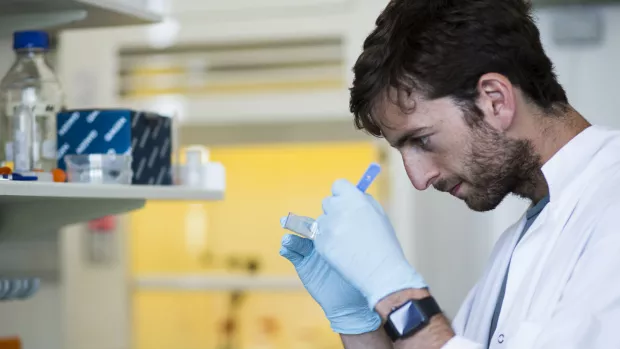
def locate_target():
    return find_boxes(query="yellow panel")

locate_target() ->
[124,79,344,97]
[129,141,380,275]
[133,291,342,349]
[132,291,228,349]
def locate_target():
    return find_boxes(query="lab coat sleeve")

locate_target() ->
[441,336,483,349]
[532,203,620,348]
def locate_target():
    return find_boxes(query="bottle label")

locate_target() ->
[13,131,29,171]
[6,102,58,117]
[6,101,60,161]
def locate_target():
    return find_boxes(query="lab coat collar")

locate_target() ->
[541,125,604,203]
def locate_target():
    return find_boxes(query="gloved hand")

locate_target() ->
[279,232,381,334]
[314,179,427,308]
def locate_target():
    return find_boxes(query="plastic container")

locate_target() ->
[182,145,209,187]
[176,145,226,191]
[64,154,132,184]
[0,30,64,171]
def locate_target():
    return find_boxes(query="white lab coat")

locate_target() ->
[443,125,620,349]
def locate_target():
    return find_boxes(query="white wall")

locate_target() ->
[537,5,620,130]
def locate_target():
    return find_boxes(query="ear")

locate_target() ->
[476,73,517,132]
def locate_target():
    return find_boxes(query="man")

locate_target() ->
[279,0,620,348]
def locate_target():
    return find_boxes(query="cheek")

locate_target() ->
[439,133,472,172]
[426,142,459,176]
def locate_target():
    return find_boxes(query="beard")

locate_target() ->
[435,120,542,212]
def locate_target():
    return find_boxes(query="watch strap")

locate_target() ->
[418,296,441,317]
[383,296,442,341]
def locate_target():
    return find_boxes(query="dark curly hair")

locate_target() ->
[349,0,568,137]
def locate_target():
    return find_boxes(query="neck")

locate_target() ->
[523,105,590,203]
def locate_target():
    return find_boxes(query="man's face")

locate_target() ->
[378,94,540,212]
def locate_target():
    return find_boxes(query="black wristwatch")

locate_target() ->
[383,296,442,342]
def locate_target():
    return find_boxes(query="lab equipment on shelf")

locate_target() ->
[0,30,64,172]
[177,145,226,192]
[56,109,173,185]
[0,166,65,182]
[64,154,133,184]
[182,145,209,187]
[282,163,382,239]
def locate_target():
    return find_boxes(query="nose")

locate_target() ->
[401,150,440,191]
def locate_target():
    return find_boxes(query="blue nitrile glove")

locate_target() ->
[314,179,427,308]
[279,232,382,334]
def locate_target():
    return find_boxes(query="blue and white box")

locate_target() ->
[56,109,173,185]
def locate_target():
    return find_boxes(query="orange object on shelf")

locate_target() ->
[0,337,21,349]
[88,216,117,231]
[52,168,66,182]
[0,167,12,175]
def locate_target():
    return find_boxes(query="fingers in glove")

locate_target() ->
[279,246,304,264]
[281,234,314,257]
[314,214,329,239]
[365,194,386,215]
[331,178,360,197]
[322,195,347,214]
[322,196,334,214]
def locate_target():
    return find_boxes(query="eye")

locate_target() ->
[419,136,431,149]
[409,135,432,151]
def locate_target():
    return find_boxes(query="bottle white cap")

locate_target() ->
[185,145,209,167]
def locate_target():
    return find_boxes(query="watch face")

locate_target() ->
[390,300,429,336]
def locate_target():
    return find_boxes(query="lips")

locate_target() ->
[450,182,462,196]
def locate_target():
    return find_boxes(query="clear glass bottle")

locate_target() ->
[0,30,64,171]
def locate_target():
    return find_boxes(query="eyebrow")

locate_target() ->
[392,127,430,148]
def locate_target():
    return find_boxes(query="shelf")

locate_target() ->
[135,275,304,291]
[0,0,162,34]
[0,181,223,241]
